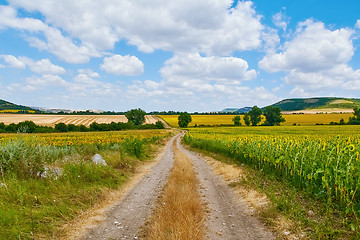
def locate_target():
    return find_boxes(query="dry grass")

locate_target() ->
[145,141,205,240]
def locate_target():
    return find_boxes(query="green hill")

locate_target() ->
[0,99,38,113]
[271,97,360,111]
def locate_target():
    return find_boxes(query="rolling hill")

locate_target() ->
[270,97,360,111]
[0,99,39,113]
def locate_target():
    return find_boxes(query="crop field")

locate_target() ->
[158,113,353,127]
[0,129,172,239]
[0,114,158,127]
[183,125,360,235]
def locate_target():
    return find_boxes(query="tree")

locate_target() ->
[248,106,262,126]
[155,121,165,129]
[243,113,251,126]
[178,112,192,127]
[348,107,360,125]
[232,115,241,126]
[125,108,146,126]
[354,106,360,119]
[263,106,285,126]
[55,123,68,132]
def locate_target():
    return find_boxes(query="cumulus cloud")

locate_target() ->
[0,5,100,63]
[24,74,67,91]
[161,53,257,87]
[19,57,65,74]
[258,19,360,94]
[123,53,271,111]
[101,55,144,76]
[7,0,264,56]
[0,55,65,74]
[273,10,290,31]
[259,20,354,73]
[0,55,26,68]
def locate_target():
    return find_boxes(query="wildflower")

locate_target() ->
[356,151,359,161]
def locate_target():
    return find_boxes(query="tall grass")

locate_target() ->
[0,131,170,239]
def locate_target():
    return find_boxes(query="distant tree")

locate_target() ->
[79,125,88,132]
[155,121,165,129]
[5,123,17,133]
[178,112,192,128]
[67,124,79,132]
[232,115,241,126]
[339,118,345,125]
[354,107,360,119]
[125,108,146,125]
[17,121,37,133]
[263,106,285,126]
[348,107,360,125]
[243,113,251,126]
[55,123,68,132]
[248,106,262,126]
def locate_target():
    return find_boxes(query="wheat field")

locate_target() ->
[0,114,158,127]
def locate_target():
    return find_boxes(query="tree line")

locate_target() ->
[0,109,164,133]
[176,106,285,128]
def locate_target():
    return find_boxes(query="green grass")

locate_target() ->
[0,132,170,239]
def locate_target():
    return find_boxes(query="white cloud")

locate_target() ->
[0,55,26,68]
[356,20,360,29]
[0,5,100,63]
[19,57,65,74]
[101,55,144,76]
[273,11,290,31]
[160,53,257,87]
[78,69,100,78]
[25,74,67,91]
[0,55,65,74]
[258,19,360,94]
[259,20,354,73]
[7,0,264,56]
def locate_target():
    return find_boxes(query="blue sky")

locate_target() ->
[0,0,359,112]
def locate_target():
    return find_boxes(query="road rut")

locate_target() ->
[79,133,275,239]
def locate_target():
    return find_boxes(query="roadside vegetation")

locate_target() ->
[183,125,360,238]
[145,140,204,240]
[0,130,172,239]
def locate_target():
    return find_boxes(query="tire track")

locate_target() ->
[177,136,275,240]
[79,134,178,240]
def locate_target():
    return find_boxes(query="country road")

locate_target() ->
[76,133,275,240]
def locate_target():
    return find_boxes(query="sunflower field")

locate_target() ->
[184,126,360,217]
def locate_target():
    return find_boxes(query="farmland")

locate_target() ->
[183,125,360,238]
[0,114,158,127]
[158,113,353,127]
[0,129,172,239]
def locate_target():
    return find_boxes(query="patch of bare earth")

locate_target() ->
[144,138,205,240]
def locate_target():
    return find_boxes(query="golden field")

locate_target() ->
[0,114,158,127]
[158,113,354,127]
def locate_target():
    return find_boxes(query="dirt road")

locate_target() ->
[77,134,274,239]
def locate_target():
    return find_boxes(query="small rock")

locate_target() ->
[92,154,107,165]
